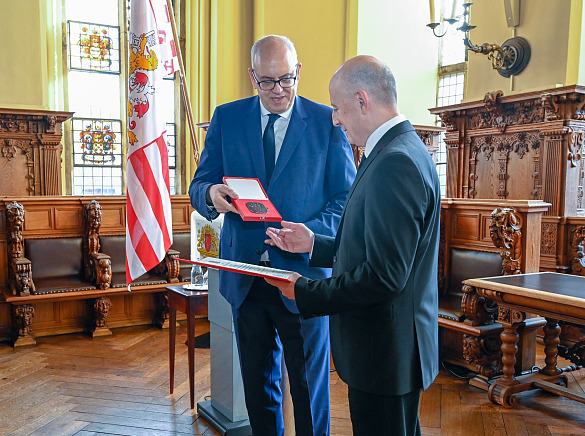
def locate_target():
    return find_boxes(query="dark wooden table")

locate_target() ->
[167,284,208,409]
[464,272,585,408]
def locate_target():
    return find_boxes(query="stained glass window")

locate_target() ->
[68,21,121,73]
[65,0,180,196]
[71,118,123,195]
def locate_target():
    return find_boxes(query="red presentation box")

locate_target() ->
[223,177,282,222]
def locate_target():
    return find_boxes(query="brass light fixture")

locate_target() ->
[427,2,530,77]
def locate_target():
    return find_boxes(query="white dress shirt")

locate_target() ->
[260,101,294,164]
[364,114,406,158]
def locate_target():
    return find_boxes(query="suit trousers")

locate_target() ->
[232,277,330,436]
[348,386,422,436]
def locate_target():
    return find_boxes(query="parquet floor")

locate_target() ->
[1,320,585,435]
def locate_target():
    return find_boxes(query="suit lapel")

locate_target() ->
[244,97,267,185]
[333,120,415,251]
[270,97,306,186]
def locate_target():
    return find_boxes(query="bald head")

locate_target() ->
[331,55,397,108]
[251,35,298,70]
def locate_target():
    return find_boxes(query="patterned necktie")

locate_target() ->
[263,113,280,182]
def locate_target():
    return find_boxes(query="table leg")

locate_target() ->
[499,323,520,386]
[169,307,176,394]
[541,317,563,376]
[187,308,195,409]
[488,323,521,408]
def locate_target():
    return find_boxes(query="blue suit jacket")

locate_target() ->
[189,95,356,312]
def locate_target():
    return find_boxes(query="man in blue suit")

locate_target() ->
[189,35,356,436]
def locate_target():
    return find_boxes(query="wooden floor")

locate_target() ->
[1,320,585,435]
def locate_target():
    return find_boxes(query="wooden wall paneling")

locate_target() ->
[431,86,585,273]
[0,108,73,196]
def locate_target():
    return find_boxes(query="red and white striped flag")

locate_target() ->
[126,0,179,285]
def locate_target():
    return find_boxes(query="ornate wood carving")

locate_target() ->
[89,297,112,337]
[490,207,522,275]
[568,224,585,276]
[13,304,35,347]
[0,108,73,196]
[153,249,180,283]
[462,333,502,377]
[83,200,112,290]
[154,291,171,328]
[462,283,498,326]
[6,201,34,296]
[568,129,583,168]
[431,85,585,272]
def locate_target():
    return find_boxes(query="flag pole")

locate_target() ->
[165,0,200,165]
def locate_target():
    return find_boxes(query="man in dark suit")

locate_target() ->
[189,35,356,435]
[265,55,441,436]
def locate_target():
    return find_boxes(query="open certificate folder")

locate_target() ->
[178,257,294,282]
[223,177,282,222]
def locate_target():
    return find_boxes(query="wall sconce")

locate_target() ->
[427,2,530,77]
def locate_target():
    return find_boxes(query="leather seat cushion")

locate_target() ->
[25,237,84,280]
[439,292,465,322]
[33,276,96,294]
[448,248,503,294]
[100,235,168,287]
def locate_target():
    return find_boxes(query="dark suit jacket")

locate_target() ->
[189,95,356,312]
[295,120,441,396]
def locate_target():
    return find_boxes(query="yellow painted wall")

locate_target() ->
[186,0,354,177]
[355,0,438,125]
[466,0,573,101]
[257,0,352,106]
[0,0,49,109]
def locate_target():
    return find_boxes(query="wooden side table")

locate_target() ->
[168,285,208,409]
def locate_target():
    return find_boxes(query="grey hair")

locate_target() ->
[343,60,397,106]
[251,35,298,70]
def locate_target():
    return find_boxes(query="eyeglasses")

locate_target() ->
[252,65,299,91]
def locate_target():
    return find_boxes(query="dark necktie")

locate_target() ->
[263,113,280,182]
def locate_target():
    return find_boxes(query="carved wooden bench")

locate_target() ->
[438,199,549,380]
[2,199,191,346]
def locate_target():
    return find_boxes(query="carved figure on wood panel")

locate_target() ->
[83,200,111,289]
[85,200,102,255]
[6,201,25,258]
[14,305,34,338]
[93,297,112,328]
[97,257,112,290]
[6,202,35,296]
[463,334,502,377]
[569,225,585,276]
[490,207,522,275]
